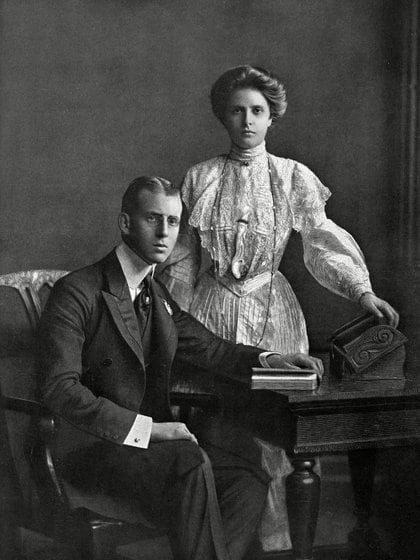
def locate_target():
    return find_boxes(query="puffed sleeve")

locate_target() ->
[290,162,373,302]
[156,169,201,311]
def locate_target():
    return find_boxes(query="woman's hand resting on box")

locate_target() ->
[359,292,399,328]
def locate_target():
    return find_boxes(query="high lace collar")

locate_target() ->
[229,141,267,162]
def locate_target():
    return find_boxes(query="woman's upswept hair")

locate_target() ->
[210,65,287,123]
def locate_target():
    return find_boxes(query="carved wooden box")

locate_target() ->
[330,315,407,381]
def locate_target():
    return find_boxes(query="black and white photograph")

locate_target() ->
[0,2,419,559]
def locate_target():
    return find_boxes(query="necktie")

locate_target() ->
[134,275,151,336]
[134,276,171,421]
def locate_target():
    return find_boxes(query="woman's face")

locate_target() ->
[223,88,272,150]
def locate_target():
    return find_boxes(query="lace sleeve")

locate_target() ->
[290,162,331,232]
[302,219,373,302]
[291,163,373,301]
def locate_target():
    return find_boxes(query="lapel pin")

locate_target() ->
[162,299,173,315]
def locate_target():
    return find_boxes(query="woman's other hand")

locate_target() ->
[359,292,399,328]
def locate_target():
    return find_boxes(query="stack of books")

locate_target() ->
[251,368,320,391]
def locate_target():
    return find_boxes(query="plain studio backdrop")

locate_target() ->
[0,0,411,349]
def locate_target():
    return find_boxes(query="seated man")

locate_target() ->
[38,176,323,560]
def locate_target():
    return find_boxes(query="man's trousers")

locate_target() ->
[63,439,268,560]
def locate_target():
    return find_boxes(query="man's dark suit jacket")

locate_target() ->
[38,249,262,451]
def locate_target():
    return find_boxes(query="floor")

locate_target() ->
[17,453,404,560]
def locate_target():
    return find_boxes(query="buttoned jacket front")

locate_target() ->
[38,250,261,447]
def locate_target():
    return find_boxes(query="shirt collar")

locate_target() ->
[116,242,155,290]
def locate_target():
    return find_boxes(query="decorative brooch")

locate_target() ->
[162,299,173,315]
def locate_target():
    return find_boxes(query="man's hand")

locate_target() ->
[150,422,198,444]
[359,293,399,328]
[266,353,324,377]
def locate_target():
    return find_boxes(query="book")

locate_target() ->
[251,368,320,391]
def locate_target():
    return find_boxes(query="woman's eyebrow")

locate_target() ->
[231,103,265,108]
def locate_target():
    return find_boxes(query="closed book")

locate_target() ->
[251,368,319,391]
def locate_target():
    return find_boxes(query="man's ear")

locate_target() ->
[118,212,130,235]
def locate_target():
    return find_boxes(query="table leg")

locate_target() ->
[348,448,376,530]
[285,458,320,560]
[348,448,387,558]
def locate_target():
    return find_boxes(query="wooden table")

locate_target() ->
[251,365,420,560]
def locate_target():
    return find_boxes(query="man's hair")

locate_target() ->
[121,176,180,214]
[210,65,287,123]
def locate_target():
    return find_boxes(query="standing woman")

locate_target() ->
[159,65,398,551]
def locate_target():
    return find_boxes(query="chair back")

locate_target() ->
[0,270,68,522]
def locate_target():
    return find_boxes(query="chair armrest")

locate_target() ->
[1,395,57,443]
[1,395,43,416]
[0,394,68,513]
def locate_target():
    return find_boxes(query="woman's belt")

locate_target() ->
[207,269,273,297]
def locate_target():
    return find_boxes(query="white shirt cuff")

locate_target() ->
[123,414,153,448]
[258,351,283,368]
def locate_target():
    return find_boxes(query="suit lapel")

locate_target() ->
[101,251,145,366]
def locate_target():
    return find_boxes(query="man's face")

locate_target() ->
[119,189,182,264]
